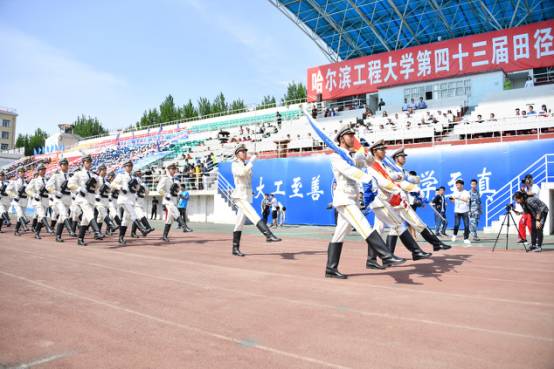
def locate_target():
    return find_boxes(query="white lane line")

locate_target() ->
[7,352,73,369]
[2,245,553,308]
[3,251,553,343]
[0,270,353,369]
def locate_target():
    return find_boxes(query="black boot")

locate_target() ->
[386,235,398,254]
[31,218,38,232]
[114,215,122,226]
[421,228,451,251]
[325,242,347,279]
[2,212,11,227]
[255,220,281,242]
[55,222,64,243]
[366,242,386,270]
[399,230,432,261]
[141,217,154,235]
[20,217,29,232]
[366,231,406,267]
[50,219,57,232]
[14,220,22,236]
[89,219,104,240]
[70,219,78,237]
[130,222,139,238]
[134,219,150,237]
[104,216,119,233]
[65,219,77,237]
[77,225,88,246]
[162,224,171,242]
[42,217,53,235]
[34,221,43,239]
[232,231,245,256]
[97,222,103,234]
[119,226,127,245]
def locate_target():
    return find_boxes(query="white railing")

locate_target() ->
[485,154,554,226]
[216,173,237,212]
[141,171,219,193]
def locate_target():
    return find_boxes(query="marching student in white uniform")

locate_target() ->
[67,155,104,245]
[156,163,181,242]
[130,169,154,238]
[7,167,30,236]
[0,171,12,232]
[324,126,405,279]
[46,158,73,242]
[230,144,281,257]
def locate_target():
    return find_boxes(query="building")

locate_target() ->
[44,123,81,152]
[0,107,17,151]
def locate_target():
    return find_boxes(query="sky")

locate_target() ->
[0,0,328,136]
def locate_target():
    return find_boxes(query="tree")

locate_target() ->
[282,81,307,104]
[212,92,228,114]
[15,128,48,156]
[230,98,247,113]
[197,97,212,117]
[72,115,107,138]
[159,94,178,123]
[257,95,276,110]
[180,99,198,119]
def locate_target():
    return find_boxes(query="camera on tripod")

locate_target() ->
[505,203,513,212]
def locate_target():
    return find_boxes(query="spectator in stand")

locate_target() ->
[515,108,520,117]
[489,113,497,121]
[539,104,548,116]
[401,98,409,112]
[476,114,484,123]
[276,111,282,128]
[311,105,318,119]
[416,96,427,109]
[527,105,537,116]
[408,98,416,110]
[522,110,527,118]
[524,75,534,88]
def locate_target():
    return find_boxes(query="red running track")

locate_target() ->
[0,230,552,369]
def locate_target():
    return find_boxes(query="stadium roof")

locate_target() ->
[269,0,554,62]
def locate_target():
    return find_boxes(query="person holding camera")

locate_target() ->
[513,191,548,252]
[516,174,541,243]
[450,179,471,245]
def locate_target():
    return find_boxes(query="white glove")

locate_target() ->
[390,172,403,181]
[249,155,257,165]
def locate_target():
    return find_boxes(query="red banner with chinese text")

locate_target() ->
[307,20,554,101]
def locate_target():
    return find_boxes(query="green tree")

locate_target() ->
[257,95,276,110]
[230,98,247,113]
[197,97,212,116]
[180,99,198,119]
[73,115,107,138]
[16,129,48,156]
[282,81,307,104]
[159,94,178,123]
[212,92,228,114]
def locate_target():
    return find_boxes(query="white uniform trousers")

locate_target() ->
[96,197,110,221]
[233,198,262,232]
[53,196,72,223]
[372,203,408,236]
[74,193,96,226]
[331,204,374,243]
[12,198,28,220]
[0,198,11,215]
[162,200,180,225]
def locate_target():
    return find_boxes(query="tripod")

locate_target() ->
[492,208,528,252]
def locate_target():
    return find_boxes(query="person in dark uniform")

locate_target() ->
[151,197,159,220]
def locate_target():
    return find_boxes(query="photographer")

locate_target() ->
[515,175,540,243]
[513,191,548,252]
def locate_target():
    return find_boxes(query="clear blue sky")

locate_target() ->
[0,0,328,135]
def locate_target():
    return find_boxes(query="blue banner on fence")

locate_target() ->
[219,139,554,228]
